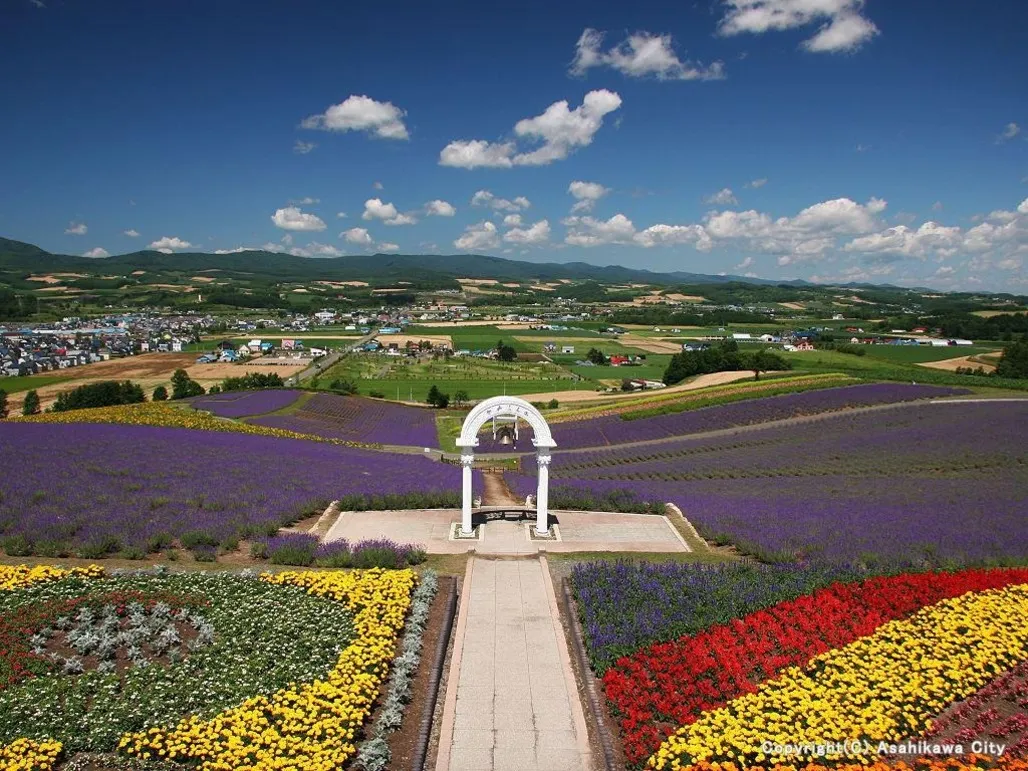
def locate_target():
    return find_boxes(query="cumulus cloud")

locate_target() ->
[289,242,344,258]
[843,222,963,262]
[293,140,316,154]
[82,247,109,258]
[425,199,456,217]
[503,214,522,227]
[569,28,725,81]
[65,221,87,235]
[123,229,140,237]
[362,198,416,225]
[745,178,768,189]
[735,256,755,270]
[342,227,374,246]
[301,95,409,140]
[563,213,639,247]
[439,90,621,168]
[214,247,252,254]
[704,187,739,206]
[377,242,400,253]
[271,206,327,231]
[148,236,192,254]
[471,190,531,212]
[568,180,610,212]
[503,219,551,245]
[454,221,500,251]
[718,0,880,53]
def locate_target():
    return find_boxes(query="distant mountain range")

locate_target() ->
[0,236,915,291]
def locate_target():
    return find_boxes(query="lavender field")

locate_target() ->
[0,422,465,556]
[189,389,304,418]
[508,401,1028,565]
[251,393,440,447]
[546,383,968,449]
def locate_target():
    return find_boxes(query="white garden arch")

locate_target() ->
[455,396,556,535]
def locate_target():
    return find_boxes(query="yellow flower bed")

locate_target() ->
[0,738,62,770]
[119,568,416,771]
[650,584,1028,770]
[12,403,380,449]
[0,564,104,591]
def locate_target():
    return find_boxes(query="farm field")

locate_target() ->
[508,399,1027,565]
[0,565,423,770]
[0,422,464,558]
[0,373,75,394]
[859,344,1001,363]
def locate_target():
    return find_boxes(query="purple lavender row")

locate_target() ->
[507,401,1028,566]
[548,383,969,449]
[190,389,304,418]
[0,422,463,553]
[251,393,439,447]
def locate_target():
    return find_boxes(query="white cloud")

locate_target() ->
[563,213,638,247]
[362,198,416,225]
[568,180,610,212]
[293,140,316,154]
[148,236,192,253]
[503,219,551,245]
[997,122,1021,143]
[214,247,252,254]
[931,201,944,212]
[373,181,384,190]
[454,221,500,251]
[636,223,713,250]
[735,256,755,270]
[570,28,725,81]
[425,199,456,217]
[65,221,87,235]
[336,212,347,219]
[281,233,294,246]
[439,90,621,168]
[1018,198,1028,214]
[718,0,880,53]
[745,178,768,188]
[123,229,140,237]
[289,242,344,258]
[997,258,1023,271]
[342,227,374,246]
[471,190,531,212]
[704,187,739,206]
[377,242,400,253]
[290,196,320,205]
[843,221,963,261]
[271,206,327,231]
[301,95,409,140]
[82,247,109,258]
[503,214,522,227]
[439,140,516,169]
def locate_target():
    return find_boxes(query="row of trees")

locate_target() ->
[663,339,791,385]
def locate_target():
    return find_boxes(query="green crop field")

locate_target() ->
[0,374,76,394]
[360,378,578,403]
[859,345,1000,363]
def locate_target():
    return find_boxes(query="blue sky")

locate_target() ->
[1,0,1026,291]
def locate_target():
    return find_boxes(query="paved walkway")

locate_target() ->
[435,558,593,771]
[324,508,689,555]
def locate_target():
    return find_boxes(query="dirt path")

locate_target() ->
[481,470,519,506]
[918,355,997,373]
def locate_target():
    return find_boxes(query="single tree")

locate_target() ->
[152,385,168,401]
[746,350,791,381]
[995,339,1028,379]
[453,389,469,408]
[0,388,8,419]
[170,369,205,399]
[586,347,608,366]
[495,340,517,362]
[22,390,40,416]
[426,384,442,407]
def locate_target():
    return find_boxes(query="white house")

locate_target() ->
[732,333,752,340]
[561,345,575,354]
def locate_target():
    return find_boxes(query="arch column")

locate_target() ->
[535,452,551,534]
[460,452,475,535]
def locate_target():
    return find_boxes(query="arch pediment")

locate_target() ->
[455,396,555,449]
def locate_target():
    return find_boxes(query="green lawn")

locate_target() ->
[0,374,75,394]
[860,345,1000,363]
[355,378,578,402]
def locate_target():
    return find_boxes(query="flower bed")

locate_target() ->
[188,389,304,418]
[593,567,1028,765]
[0,566,417,770]
[251,393,440,447]
[12,402,379,448]
[649,584,1028,769]
[0,423,463,558]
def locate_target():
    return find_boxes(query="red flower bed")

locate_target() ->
[603,568,1028,766]
[0,589,205,690]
